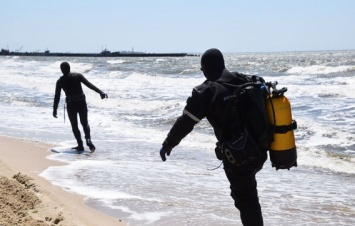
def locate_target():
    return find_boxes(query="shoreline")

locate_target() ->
[0,135,125,226]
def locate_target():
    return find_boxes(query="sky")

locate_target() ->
[1,0,355,54]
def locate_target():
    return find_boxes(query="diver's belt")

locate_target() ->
[66,94,86,103]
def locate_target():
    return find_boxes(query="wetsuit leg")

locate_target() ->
[77,101,90,140]
[67,105,83,147]
[224,163,263,226]
[77,101,96,151]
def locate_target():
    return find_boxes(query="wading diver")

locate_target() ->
[53,62,108,152]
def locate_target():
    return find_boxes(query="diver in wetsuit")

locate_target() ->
[53,62,108,152]
[160,49,266,226]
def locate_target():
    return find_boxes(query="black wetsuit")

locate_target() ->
[162,69,266,226]
[53,72,103,147]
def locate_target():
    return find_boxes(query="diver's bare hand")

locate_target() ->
[53,109,58,118]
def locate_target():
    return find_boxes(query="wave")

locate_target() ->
[286,65,355,75]
[299,146,355,174]
[107,59,127,64]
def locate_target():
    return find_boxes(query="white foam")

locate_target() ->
[129,211,172,224]
[107,59,126,64]
[287,65,355,75]
[299,146,355,174]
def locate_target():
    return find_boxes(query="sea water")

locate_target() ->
[0,51,355,225]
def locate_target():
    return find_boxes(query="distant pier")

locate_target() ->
[0,49,198,57]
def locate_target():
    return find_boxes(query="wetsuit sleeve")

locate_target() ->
[80,74,104,94]
[183,87,209,122]
[53,80,61,110]
[162,88,209,150]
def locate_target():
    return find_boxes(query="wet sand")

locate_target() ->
[0,135,125,226]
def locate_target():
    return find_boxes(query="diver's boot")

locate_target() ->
[71,145,84,151]
[86,139,96,152]
[72,140,84,151]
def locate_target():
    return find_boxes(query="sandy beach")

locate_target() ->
[0,135,125,226]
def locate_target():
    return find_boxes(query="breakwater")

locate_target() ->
[0,49,198,57]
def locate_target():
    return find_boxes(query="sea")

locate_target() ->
[0,50,355,226]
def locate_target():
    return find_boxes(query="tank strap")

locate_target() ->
[273,120,297,134]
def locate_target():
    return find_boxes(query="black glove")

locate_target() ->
[160,147,172,161]
[53,109,58,118]
[100,93,108,99]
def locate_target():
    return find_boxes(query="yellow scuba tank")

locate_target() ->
[265,82,297,170]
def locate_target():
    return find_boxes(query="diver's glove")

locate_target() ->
[100,93,108,99]
[53,109,58,118]
[160,147,172,161]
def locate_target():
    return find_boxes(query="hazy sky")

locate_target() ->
[1,0,354,53]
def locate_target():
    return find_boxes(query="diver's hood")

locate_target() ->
[60,62,70,75]
[201,48,225,81]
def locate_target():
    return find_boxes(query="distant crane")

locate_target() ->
[15,46,23,52]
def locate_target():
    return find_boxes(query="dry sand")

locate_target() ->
[0,135,125,226]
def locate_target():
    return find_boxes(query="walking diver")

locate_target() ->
[53,62,108,152]
[160,49,266,225]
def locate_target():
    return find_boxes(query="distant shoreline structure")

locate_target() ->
[0,48,198,57]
